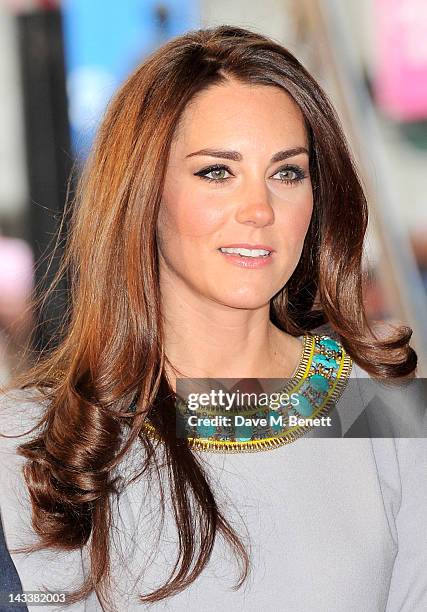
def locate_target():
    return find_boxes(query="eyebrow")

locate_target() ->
[185,146,309,163]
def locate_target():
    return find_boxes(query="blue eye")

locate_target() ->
[194,163,308,185]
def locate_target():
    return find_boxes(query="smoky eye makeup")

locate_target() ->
[193,163,232,183]
[193,163,309,185]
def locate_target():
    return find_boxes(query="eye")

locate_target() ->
[272,165,307,185]
[194,164,232,183]
[194,163,308,186]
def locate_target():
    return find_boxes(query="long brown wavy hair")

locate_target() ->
[0,24,417,610]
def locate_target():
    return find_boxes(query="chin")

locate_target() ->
[214,292,270,310]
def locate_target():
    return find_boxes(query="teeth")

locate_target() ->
[219,247,271,257]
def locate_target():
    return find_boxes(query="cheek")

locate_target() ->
[276,188,313,242]
[159,191,226,242]
[294,201,313,238]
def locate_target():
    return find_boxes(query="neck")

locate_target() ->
[160,279,302,392]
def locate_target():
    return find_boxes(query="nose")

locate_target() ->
[234,181,274,227]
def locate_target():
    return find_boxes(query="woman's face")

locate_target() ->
[157,79,313,309]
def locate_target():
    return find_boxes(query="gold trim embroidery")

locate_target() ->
[142,333,353,453]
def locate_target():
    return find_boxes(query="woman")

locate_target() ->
[0,25,424,612]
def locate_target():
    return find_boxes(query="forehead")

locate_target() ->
[172,80,308,151]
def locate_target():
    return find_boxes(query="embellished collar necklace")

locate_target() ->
[140,333,353,453]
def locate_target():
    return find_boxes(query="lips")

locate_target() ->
[217,244,275,269]
[218,243,275,252]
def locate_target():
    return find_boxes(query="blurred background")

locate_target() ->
[0,0,426,382]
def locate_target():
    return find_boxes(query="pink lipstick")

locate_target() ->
[217,244,275,269]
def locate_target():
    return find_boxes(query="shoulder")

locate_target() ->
[384,437,427,609]
[0,388,48,554]
[0,386,48,450]
[310,320,409,380]
[0,387,48,509]
[0,389,87,598]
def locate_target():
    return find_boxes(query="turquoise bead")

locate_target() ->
[299,380,312,394]
[309,374,329,393]
[319,337,340,352]
[313,354,338,369]
[197,423,217,438]
[236,423,253,441]
[269,411,284,432]
[293,393,313,417]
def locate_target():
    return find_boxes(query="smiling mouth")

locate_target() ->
[216,247,274,269]
[218,247,272,258]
